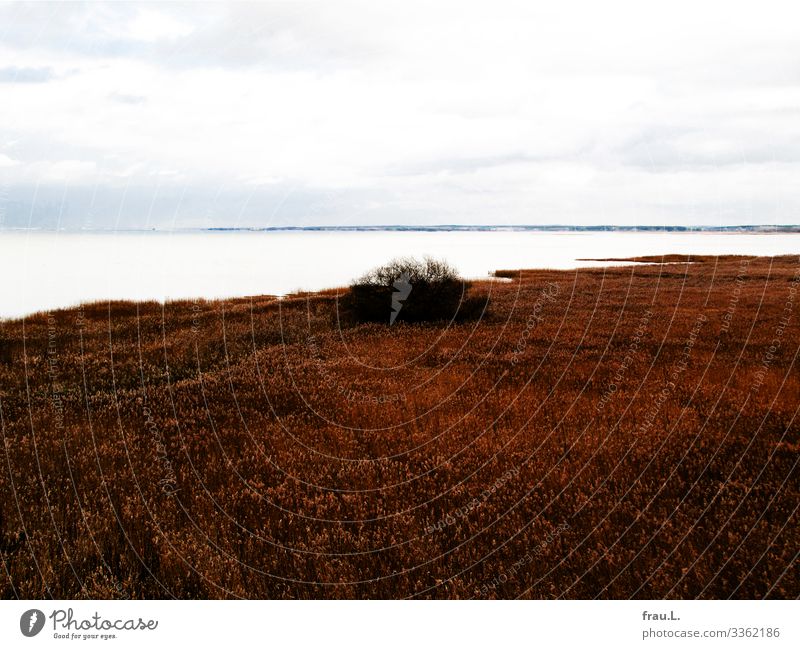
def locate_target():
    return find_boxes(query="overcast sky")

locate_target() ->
[1,1,799,228]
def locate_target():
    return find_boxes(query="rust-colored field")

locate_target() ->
[1,255,798,599]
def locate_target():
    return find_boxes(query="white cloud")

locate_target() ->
[126,9,194,42]
[1,1,799,226]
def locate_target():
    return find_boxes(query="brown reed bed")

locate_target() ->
[0,255,798,599]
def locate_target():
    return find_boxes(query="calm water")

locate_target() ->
[1,230,798,319]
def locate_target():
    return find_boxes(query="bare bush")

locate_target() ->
[344,256,485,324]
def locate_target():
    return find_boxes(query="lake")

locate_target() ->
[1,230,798,319]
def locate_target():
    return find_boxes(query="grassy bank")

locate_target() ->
[1,255,798,598]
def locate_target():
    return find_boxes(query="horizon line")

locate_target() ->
[2,223,800,233]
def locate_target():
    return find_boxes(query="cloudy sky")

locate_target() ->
[1,0,799,229]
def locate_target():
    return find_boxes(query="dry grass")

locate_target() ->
[0,255,798,599]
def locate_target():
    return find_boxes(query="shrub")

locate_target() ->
[344,257,483,324]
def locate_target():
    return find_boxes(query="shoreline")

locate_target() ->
[2,254,797,323]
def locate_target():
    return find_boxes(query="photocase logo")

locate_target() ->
[20,609,45,637]
[390,272,412,325]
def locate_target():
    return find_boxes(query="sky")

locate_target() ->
[1,0,799,229]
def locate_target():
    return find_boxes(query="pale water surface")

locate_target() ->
[1,230,798,319]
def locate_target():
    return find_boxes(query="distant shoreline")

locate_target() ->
[3,224,800,234]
